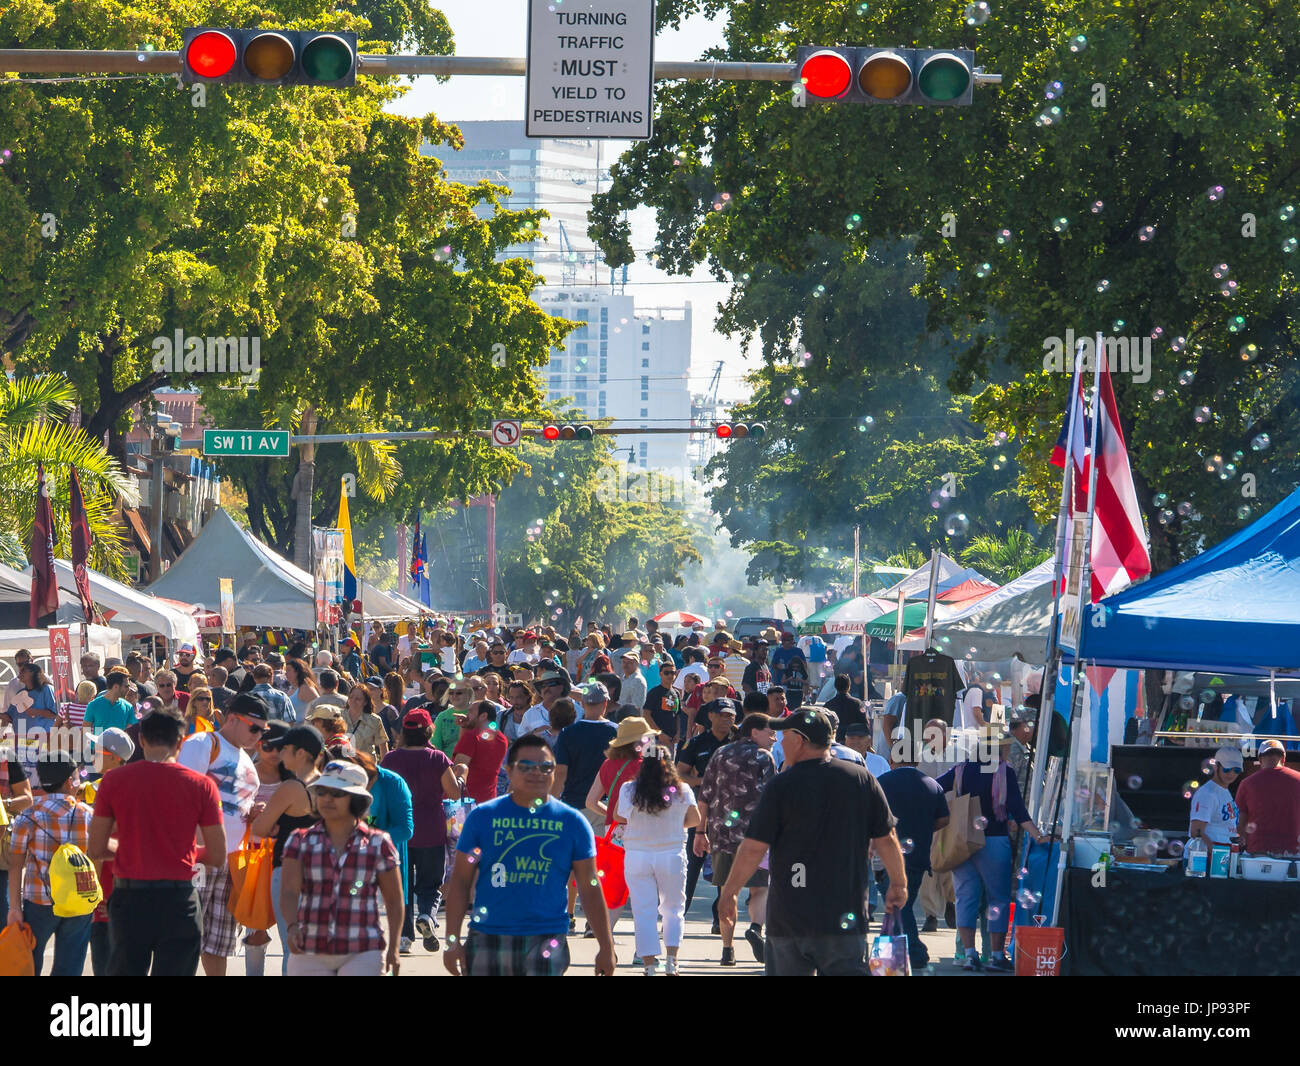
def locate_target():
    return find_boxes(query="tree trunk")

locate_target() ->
[292,406,317,571]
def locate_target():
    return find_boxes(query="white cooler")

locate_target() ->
[1240,856,1300,882]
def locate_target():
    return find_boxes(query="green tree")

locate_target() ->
[593,0,1300,573]
[960,530,1051,584]
[0,375,136,578]
[702,241,1037,585]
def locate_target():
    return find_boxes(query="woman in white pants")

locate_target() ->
[615,746,700,976]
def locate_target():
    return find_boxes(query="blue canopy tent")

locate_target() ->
[1080,486,1300,675]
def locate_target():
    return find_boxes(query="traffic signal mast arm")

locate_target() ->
[291,426,759,444]
[0,49,1001,86]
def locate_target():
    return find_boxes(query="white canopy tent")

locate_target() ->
[51,560,201,647]
[360,582,429,622]
[148,508,316,629]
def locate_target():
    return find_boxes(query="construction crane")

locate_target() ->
[691,360,727,467]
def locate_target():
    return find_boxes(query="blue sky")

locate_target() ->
[389,3,753,402]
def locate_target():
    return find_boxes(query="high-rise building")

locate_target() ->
[424,121,692,472]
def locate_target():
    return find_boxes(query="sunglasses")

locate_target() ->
[514,760,556,774]
[192,696,212,703]
[449,689,471,696]
[233,715,266,735]
[315,787,349,799]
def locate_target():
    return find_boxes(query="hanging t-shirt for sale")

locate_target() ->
[178,730,259,854]
[1188,779,1238,845]
[456,794,596,936]
[904,651,964,727]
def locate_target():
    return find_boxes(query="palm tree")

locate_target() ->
[960,530,1051,584]
[0,375,138,579]
[273,396,401,571]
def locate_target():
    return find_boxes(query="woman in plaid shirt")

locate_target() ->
[280,759,404,976]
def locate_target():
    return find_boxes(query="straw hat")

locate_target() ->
[608,716,657,751]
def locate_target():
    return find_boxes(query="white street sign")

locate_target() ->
[525,0,656,140]
[491,419,523,447]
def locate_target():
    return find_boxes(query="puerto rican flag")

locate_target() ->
[1088,361,1151,601]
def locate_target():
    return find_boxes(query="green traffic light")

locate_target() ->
[917,54,971,101]
[575,425,594,440]
[749,423,767,439]
[302,35,353,83]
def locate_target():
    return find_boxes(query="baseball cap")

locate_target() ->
[259,721,290,747]
[619,648,639,660]
[227,692,270,721]
[364,676,384,688]
[268,724,325,758]
[178,643,196,654]
[309,760,371,798]
[582,681,610,705]
[1213,745,1244,771]
[1257,739,1286,758]
[769,707,833,747]
[98,727,135,763]
[403,708,434,730]
[37,753,79,791]
[844,723,871,738]
[706,698,739,717]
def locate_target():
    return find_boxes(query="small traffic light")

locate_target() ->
[540,423,595,441]
[182,28,358,86]
[795,46,975,106]
[714,422,767,440]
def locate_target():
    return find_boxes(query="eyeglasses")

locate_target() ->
[514,760,556,775]
[157,682,175,689]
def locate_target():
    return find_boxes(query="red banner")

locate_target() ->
[69,468,96,621]
[29,463,59,626]
[48,625,73,704]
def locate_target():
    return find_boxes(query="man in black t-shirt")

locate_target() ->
[719,707,906,976]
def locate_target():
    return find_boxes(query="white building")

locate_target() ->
[424,121,692,472]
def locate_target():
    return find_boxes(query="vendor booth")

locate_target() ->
[1028,486,1300,975]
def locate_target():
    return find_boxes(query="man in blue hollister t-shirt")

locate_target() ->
[443,734,616,977]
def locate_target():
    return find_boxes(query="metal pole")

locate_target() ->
[922,548,941,649]
[149,438,165,583]
[1028,339,1086,819]
[0,49,1003,83]
[1049,332,1105,927]
[290,426,743,444]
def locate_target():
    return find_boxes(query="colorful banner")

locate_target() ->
[312,527,345,628]
[337,478,358,609]
[48,625,73,704]
[219,578,235,636]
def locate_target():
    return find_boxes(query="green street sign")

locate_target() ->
[203,429,291,457]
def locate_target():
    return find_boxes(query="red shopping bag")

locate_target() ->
[593,824,629,910]
[1014,924,1065,976]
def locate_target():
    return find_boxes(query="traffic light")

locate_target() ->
[795,46,975,106]
[181,28,358,86]
[714,422,767,440]
[540,424,595,441]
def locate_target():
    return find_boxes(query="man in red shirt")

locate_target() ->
[453,701,510,804]
[88,706,225,976]
[1236,739,1300,854]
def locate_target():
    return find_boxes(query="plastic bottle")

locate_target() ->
[1229,836,1241,878]
[1184,836,1208,877]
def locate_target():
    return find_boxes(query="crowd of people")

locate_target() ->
[0,614,1053,976]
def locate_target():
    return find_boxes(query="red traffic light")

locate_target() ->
[799,49,853,100]
[185,29,237,80]
[542,424,560,441]
[715,424,732,439]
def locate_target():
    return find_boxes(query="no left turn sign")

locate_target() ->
[491,420,522,447]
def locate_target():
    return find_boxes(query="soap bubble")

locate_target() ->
[1168,840,1185,858]
[1251,433,1271,451]
[1279,204,1296,222]
[1095,279,1110,293]
[1044,80,1064,99]
[1150,326,1164,339]
[839,912,856,930]
[901,838,914,854]
[973,815,988,830]
[1178,695,1195,710]
[1205,455,1224,475]
[1239,343,1258,362]
[1052,217,1069,232]
[1207,185,1225,202]
[1284,237,1299,254]
[1152,388,1166,402]
[1228,316,1246,332]
[975,262,993,278]
[1069,34,1087,52]
[1126,774,1143,790]
[1181,780,1200,800]
[1090,199,1104,214]
[1152,492,1169,507]
[1200,756,1216,774]
[1219,279,1238,296]
[1176,501,1193,517]
[963,2,991,25]
[1177,369,1195,386]
[856,1,869,12]
[996,228,1013,244]
[1245,822,1257,835]
[1170,336,1186,352]
[1138,224,1156,241]
[1212,262,1230,279]
[1111,319,1125,331]
[845,213,862,231]
[1237,505,1252,520]
[943,513,970,537]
